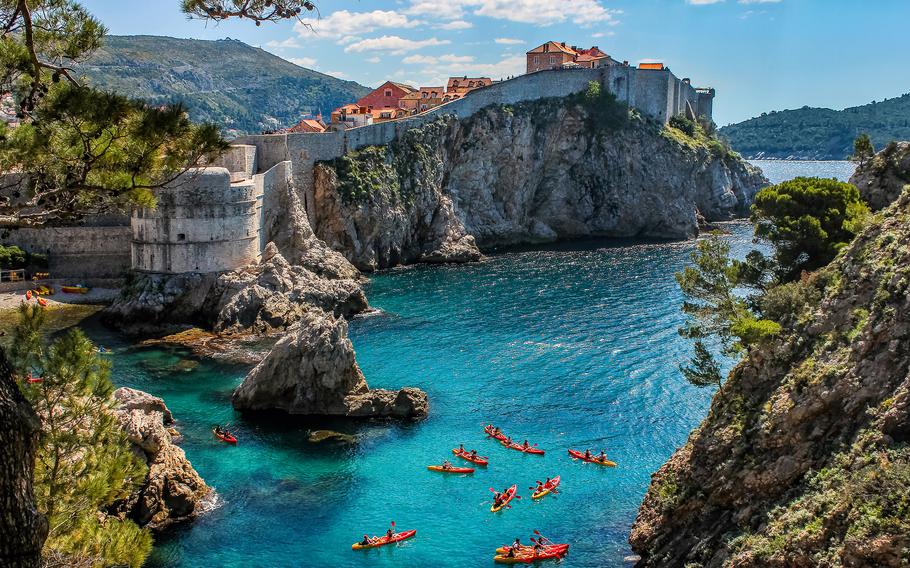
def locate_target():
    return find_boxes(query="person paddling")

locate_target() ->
[441,459,453,470]
[386,527,394,541]
[360,535,371,546]
[470,449,478,459]
[584,448,592,460]
[522,439,530,450]
[458,443,465,453]
[598,449,608,462]
[534,481,545,494]
[511,538,522,551]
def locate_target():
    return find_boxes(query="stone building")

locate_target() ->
[526,42,614,73]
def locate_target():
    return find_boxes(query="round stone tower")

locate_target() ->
[131,168,263,274]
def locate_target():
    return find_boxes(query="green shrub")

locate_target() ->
[758,279,822,324]
[731,315,782,349]
[669,114,697,137]
[0,244,27,268]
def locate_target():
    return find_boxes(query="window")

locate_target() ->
[177,233,186,241]
[533,56,539,65]
[550,56,557,65]
[384,89,392,97]
[468,81,474,88]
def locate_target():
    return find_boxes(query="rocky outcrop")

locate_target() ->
[232,311,428,420]
[849,141,910,210]
[105,244,366,335]
[113,388,209,531]
[630,189,910,567]
[0,350,47,568]
[313,99,766,271]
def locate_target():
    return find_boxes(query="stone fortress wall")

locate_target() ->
[2,67,714,279]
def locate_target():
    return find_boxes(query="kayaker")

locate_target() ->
[359,535,371,546]
[511,538,522,550]
[505,436,513,445]
[470,449,478,459]
[386,528,394,540]
[458,443,465,453]
[598,449,608,462]
[492,491,502,506]
[534,481,545,493]
[441,460,454,470]
[533,542,544,557]
[584,449,592,460]
[522,439,530,450]
[545,476,552,486]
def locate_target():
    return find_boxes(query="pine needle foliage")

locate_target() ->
[12,304,152,567]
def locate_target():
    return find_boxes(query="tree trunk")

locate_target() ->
[0,347,47,567]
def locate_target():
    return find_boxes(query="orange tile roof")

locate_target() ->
[639,62,665,70]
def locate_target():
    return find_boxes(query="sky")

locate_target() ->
[78,0,910,126]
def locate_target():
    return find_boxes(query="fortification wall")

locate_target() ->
[1,225,131,279]
[131,168,263,274]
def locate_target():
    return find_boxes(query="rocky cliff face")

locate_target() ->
[313,96,766,271]
[113,388,210,531]
[630,189,910,567]
[850,141,910,211]
[232,310,428,420]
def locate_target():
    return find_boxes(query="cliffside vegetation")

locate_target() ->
[632,174,910,565]
[718,92,910,159]
[10,304,152,567]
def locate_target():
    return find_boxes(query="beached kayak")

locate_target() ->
[494,543,569,555]
[213,429,237,444]
[493,545,569,564]
[484,425,507,441]
[351,529,417,550]
[61,286,89,294]
[490,484,518,512]
[568,449,616,467]
[36,297,48,307]
[531,475,561,499]
[427,465,475,474]
[452,448,489,466]
[501,440,545,455]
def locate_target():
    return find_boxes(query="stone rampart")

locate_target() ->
[1,225,131,279]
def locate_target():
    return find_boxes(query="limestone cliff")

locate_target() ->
[313,94,766,271]
[112,388,210,531]
[850,141,910,211]
[630,189,910,567]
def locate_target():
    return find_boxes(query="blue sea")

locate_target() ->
[97,161,852,567]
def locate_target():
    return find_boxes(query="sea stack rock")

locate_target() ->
[113,388,210,530]
[231,311,429,420]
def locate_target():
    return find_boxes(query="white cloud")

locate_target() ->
[686,0,724,4]
[344,35,451,54]
[436,19,473,30]
[289,57,317,68]
[739,0,781,3]
[325,70,349,78]
[402,54,439,65]
[366,56,382,63]
[295,10,421,40]
[494,38,524,45]
[266,37,302,49]
[404,0,620,26]
[403,53,476,65]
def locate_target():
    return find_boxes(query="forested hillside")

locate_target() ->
[720,93,910,160]
[79,35,370,136]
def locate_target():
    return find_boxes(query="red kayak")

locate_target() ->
[25,290,32,300]
[494,544,569,564]
[352,529,417,550]
[484,424,507,441]
[427,464,475,474]
[568,449,616,467]
[452,448,489,466]
[491,484,518,512]
[213,429,237,444]
[501,440,545,455]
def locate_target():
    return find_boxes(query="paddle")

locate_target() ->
[533,530,555,546]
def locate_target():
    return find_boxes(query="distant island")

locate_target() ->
[719,92,910,160]
[79,35,370,137]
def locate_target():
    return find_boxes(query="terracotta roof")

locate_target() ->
[526,41,577,55]
[639,62,665,70]
[390,82,417,93]
[287,118,326,133]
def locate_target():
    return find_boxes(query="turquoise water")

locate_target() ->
[95,162,849,567]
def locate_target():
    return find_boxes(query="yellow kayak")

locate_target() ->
[491,484,517,512]
[351,530,416,550]
[531,475,560,499]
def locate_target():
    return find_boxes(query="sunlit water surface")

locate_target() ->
[90,161,852,567]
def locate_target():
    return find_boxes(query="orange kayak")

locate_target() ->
[494,544,569,564]
[484,425,507,441]
[568,449,616,467]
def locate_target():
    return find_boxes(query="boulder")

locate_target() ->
[232,311,428,420]
[849,141,910,210]
[113,387,209,531]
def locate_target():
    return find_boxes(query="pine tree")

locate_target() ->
[12,305,152,568]
[852,133,874,167]
[679,340,723,388]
